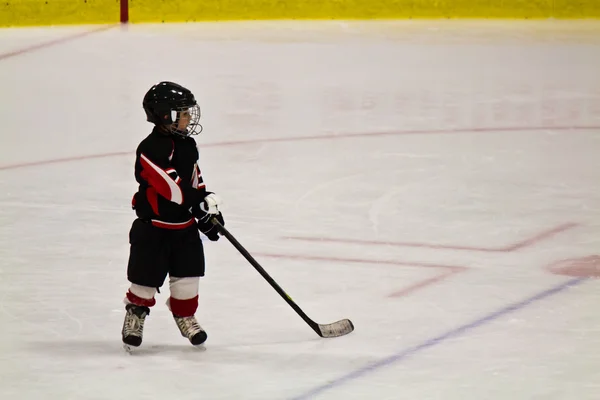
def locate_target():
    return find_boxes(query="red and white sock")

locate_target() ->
[124,284,157,308]
[166,277,199,317]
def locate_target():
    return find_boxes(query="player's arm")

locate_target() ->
[189,162,224,240]
[191,164,206,191]
[190,162,221,217]
[137,147,206,208]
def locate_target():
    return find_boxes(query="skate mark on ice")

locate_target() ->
[59,308,84,337]
[290,277,588,400]
[0,292,64,339]
[368,186,404,234]
[293,172,365,214]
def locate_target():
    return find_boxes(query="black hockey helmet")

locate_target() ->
[143,81,203,137]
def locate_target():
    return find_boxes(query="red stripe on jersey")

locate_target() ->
[140,153,183,204]
[191,164,199,188]
[151,218,195,230]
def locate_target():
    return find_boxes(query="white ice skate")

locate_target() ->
[122,304,150,352]
[173,315,207,346]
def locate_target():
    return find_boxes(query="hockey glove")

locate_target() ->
[195,192,224,241]
[200,193,222,216]
[197,212,224,241]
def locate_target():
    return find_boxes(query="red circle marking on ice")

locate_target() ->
[548,255,600,278]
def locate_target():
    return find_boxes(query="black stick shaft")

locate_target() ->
[211,218,321,336]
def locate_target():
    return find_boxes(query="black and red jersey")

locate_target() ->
[131,127,208,229]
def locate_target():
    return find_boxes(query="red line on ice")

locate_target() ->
[1,126,597,171]
[0,25,117,61]
[286,222,579,253]
[253,252,468,298]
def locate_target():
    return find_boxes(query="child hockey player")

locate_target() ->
[121,81,224,349]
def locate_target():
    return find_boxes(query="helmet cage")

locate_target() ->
[169,104,203,137]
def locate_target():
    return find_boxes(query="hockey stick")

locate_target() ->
[211,218,354,338]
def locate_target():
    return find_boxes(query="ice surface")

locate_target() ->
[0,20,599,400]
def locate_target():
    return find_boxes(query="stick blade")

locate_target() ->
[317,319,354,338]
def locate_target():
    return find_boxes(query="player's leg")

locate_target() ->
[167,226,207,345]
[122,219,169,347]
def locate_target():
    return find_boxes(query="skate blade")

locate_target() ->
[193,344,207,352]
[123,343,136,354]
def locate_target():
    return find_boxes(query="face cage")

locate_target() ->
[169,104,203,137]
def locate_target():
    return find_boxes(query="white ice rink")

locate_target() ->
[1,20,599,399]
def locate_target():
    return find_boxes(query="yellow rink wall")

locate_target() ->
[1,0,599,27]
[1,0,119,27]
[130,0,600,22]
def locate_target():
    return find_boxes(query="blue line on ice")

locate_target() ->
[291,277,587,400]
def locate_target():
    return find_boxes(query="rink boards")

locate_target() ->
[1,0,599,27]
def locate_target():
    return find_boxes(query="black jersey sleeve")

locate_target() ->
[191,163,206,190]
